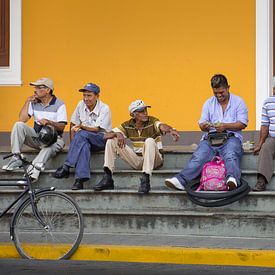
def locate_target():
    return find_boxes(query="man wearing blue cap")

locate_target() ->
[53,82,112,190]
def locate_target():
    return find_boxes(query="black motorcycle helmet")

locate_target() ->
[38,125,58,147]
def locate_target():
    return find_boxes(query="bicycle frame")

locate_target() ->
[1,155,55,228]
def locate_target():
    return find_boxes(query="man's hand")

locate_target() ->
[71,125,82,132]
[170,129,180,142]
[104,132,116,139]
[104,132,126,148]
[116,132,126,148]
[253,144,262,155]
[38,118,51,126]
[214,123,227,133]
[27,95,39,103]
[200,121,212,132]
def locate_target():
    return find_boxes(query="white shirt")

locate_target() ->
[71,99,112,132]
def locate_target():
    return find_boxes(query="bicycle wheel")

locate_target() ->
[11,191,84,260]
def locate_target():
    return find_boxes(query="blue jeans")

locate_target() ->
[175,137,243,187]
[64,130,106,179]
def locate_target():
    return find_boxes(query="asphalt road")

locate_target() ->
[1,259,275,275]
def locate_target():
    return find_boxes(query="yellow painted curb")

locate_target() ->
[1,243,275,267]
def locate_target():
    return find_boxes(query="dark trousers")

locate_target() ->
[64,130,106,179]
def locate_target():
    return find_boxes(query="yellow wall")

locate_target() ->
[0,0,255,131]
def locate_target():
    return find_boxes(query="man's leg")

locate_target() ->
[138,138,163,194]
[94,138,143,191]
[254,137,275,191]
[165,140,215,190]
[177,140,215,184]
[11,121,40,153]
[74,131,105,179]
[71,131,105,189]
[3,122,40,171]
[30,137,65,181]
[142,138,163,175]
[104,138,143,171]
[219,137,243,188]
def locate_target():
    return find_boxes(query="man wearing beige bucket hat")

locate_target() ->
[93,99,180,194]
[2,77,67,182]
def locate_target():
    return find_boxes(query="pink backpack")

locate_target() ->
[196,156,227,191]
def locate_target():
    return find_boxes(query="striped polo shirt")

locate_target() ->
[261,96,275,137]
[113,116,163,154]
[28,96,67,134]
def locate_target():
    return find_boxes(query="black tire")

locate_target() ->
[185,178,251,207]
[11,191,84,260]
[185,178,250,200]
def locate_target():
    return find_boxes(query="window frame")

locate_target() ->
[0,0,21,86]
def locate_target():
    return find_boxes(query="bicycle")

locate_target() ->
[0,153,84,260]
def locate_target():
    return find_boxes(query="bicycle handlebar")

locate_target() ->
[3,153,14,160]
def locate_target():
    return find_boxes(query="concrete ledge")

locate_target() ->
[1,243,275,267]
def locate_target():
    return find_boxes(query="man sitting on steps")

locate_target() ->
[93,99,180,194]
[165,74,248,191]
[2,77,67,183]
[53,82,112,190]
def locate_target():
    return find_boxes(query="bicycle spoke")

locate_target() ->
[12,191,83,259]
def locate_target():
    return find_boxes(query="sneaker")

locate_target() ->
[2,155,23,171]
[226,177,237,191]
[165,177,185,191]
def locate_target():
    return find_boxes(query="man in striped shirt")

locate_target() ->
[93,99,180,194]
[253,83,275,191]
[2,77,67,182]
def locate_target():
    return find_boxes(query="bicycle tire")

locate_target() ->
[11,191,84,260]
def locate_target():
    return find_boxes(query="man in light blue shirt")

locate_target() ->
[165,74,248,191]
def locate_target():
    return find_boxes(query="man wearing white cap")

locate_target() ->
[93,99,180,194]
[2,77,67,182]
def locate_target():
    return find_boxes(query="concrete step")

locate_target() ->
[0,189,274,213]
[0,189,274,239]
[1,168,275,190]
[0,150,264,170]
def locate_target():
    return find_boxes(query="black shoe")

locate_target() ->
[138,173,151,194]
[53,165,70,179]
[71,178,87,190]
[93,167,114,191]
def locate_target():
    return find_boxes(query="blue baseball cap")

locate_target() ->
[79,83,100,94]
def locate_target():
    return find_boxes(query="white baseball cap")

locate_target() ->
[128,100,151,113]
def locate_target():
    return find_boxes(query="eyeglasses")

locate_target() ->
[35,85,47,90]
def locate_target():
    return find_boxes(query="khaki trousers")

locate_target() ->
[258,137,275,183]
[11,121,65,180]
[104,137,163,175]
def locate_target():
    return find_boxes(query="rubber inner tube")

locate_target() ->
[185,178,251,207]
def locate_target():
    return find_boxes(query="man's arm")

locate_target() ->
[19,96,36,122]
[104,131,126,148]
[158,123,180,141]
[214,121,247,133]
[253,125,269,154]
[38,119,66,132]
